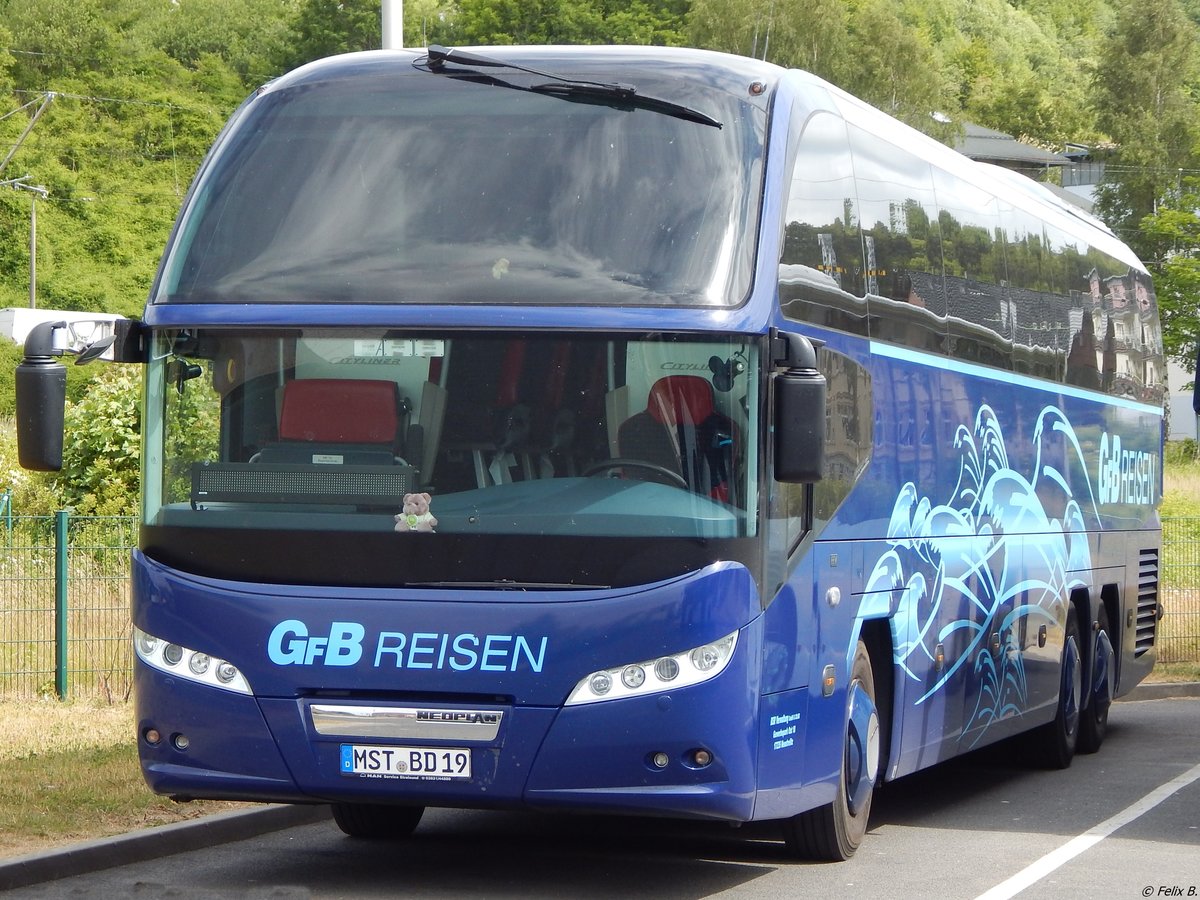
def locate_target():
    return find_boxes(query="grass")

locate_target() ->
[1161,455,1200,664]
[1149,661,1200,682]
[0,701,249,860]
[1163,442,1200,519]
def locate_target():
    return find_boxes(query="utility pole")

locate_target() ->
[1,93,55,309]
[0,93,55,181]
[2,175,50,308]
[382,0,404,50]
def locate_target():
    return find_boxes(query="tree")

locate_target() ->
[1092,0,1200,250]
[1138,180,1200,371]
[126,0,297,83]
[838,0,957,133]
[688,0,849,82]
[274,0,383,72]
[0,0,118,85]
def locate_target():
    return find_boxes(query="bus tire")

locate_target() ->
[1026,605,1081,769]
[1077,604,1113,754]
[783,640,878,861]
[331,802,424,839]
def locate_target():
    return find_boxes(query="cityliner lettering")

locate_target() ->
[1097,431,1158,506]
[267,619,548,673]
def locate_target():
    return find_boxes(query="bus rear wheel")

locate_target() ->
[1026,605,1081,769]
[1077,604,1113,754]
[783,640,879,861]
[331,802,425,839]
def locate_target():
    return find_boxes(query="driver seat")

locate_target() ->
[617,375,735,500]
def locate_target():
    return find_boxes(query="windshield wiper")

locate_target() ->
[421,45,723,129]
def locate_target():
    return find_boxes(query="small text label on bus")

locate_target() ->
[267,619,548,673]
[1097,432,1157,506]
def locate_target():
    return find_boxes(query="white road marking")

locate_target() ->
[975,761,1200,900]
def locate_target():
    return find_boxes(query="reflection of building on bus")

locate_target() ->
[15,46,1165,864]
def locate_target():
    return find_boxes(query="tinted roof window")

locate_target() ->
[157,70,765,308]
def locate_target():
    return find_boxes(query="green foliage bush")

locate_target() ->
[0,417,60,516]
[55,365,142,516]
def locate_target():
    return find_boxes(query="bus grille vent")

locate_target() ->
[1135,548,1159,656]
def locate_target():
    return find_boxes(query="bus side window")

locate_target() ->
[846,124,947,356]
[780,111,867,336]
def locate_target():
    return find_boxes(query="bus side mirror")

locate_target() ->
[773,331,826,483]
[15,320,68,471]
[12,317,145,472]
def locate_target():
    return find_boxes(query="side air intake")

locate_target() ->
[1135,548,1159,656]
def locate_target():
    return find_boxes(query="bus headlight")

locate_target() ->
[565,631,738,705]
[134,627,252,695]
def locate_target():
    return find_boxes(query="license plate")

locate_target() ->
[340,744,472,780]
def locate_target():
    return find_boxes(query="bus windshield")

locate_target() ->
[154,68,765,308]
[142,328,761,586]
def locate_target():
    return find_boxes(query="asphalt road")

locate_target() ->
[3,695,1198,899]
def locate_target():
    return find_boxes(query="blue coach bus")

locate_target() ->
[17,46,1164,860]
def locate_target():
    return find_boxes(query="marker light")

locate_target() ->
[621,665,646,689]
[654,658,680,682]
[566,631,738,706]
[134,627,252,695]
[135,632,159,657]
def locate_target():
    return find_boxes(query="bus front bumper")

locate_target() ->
[135,651,759,822]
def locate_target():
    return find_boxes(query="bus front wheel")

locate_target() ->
[331,802,425,839]
[783,640,879,861]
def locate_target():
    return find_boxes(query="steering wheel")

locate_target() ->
[583,458,688,490]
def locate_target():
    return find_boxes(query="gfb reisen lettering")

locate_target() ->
[1098,431,1157,506]
[267,619,548,672]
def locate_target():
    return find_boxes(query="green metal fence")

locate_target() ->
[2,513,1200,701]
[1162,517,1200,664]
[0,513,136,702]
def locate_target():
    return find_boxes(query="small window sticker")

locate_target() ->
[350,339,446,358]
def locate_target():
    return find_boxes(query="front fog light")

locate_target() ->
[691,643,722,672]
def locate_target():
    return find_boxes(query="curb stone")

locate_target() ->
[1119,680,1200,702]
[0,803,331,892]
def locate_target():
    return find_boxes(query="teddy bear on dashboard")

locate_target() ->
[395,492,438,533]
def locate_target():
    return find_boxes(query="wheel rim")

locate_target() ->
[1063,633,1081,739]
[845,680,880,816]
[1092,628,1113,713]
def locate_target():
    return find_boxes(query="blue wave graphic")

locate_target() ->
[865,405,1094,743]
